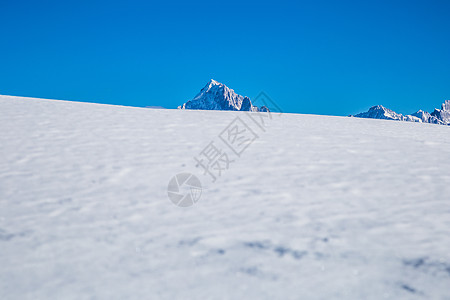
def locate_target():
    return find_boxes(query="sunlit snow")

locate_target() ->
[1,95,450,299]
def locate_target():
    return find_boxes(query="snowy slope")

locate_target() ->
[1,95,450,300]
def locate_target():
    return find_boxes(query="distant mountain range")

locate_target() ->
[178,79,269,112]
[352,100,450,125]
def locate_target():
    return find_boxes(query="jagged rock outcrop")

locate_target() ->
[411,110,443,125]
[430,100,450,124]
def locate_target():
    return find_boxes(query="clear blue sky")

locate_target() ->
[1,0,449,115]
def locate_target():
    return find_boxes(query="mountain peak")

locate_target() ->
[354,105,404,120]
[369,105,388,111]
[178,80,268,112]
[208,79,221,86]
[201,79,226,92]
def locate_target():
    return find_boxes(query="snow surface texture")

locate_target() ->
[1,95,450,300]
[178,79,269,112]
[353,100,450,126]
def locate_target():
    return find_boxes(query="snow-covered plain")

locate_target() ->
[1,95,450,300]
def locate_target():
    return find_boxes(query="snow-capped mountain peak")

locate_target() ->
[178,80,267,112]
[207,78,220,86]
[353,105,404,121]
[197,79,224,95]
